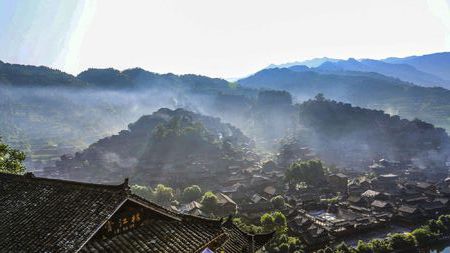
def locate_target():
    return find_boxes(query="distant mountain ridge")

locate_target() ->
[266,57,339,69]
[315,58,449,88]
[0,60,86,87]
[266,52,450,88]
[0,60,240,94]
[384,52,450,81]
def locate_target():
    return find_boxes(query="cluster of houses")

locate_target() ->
[176,163,286,221]
[172,157,450,251]
[286,159,450,249]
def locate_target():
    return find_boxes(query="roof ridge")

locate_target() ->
[0,172,128,192]
[127,194,223,225]
[180,213,223,226]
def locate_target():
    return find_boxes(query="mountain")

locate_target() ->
[0,61,256,170]
[214,90,450,170]
[0,60,247,94]
[77,67,243,94]
[292,98,450,169]
[315,58,449,88]
[42,108,258,186]
[384,52,450,82]
[266,57,340,69]
[2,59,450,172]
[238,67,450,132]
[0,61,86,88]
[43,96,450,182]
[288,65,310,72]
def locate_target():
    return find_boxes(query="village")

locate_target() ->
[167,150,450,252]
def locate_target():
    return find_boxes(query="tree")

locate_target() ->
[131,184,154,200]
[182,185,202,202]
[260,213,275,232]
[260,212,287,234]
[270,195,285,210]
[315,93,326,102]
[368,239,391,253]
[278,243,289,253]
[335,242,352,253]
[200,191,218,213]
[355,240,373,253]
[153,184,174,205]
[428,219,446,234]
[285,160,325,186]
[273,211,287,232]
[388,233,416,250]
[0,138,26,175]
[411,227,436,246]
[324,247,334,253]
[438,215,450,232]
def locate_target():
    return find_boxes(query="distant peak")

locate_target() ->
[346,58,359,63]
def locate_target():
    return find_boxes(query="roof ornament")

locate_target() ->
[122,178,131,193]
[223,214,234,226]
[24,172,34,178]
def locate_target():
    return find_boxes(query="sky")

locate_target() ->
[1,0,450,78]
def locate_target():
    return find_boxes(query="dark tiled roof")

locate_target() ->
[81,216,224,253]
[218,219,274,253]
[0,173,130,252]
[0,173,273,252]
[334,173,348,179]
[371,200,391,208]
[398,205,418,214]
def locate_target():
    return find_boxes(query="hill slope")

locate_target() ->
[43,108,258,186]
[238,68,450,132]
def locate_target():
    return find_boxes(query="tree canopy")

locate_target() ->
[0,138,26,175]
[285,160,326,186]
[270,195,286,210]
[200,191,218,213]
[182,185,202,203]
[153,184,174,206]
[130,184,154,201]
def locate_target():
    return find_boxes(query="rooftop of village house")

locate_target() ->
[0,172,274,252]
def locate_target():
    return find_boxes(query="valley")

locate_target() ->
[2,53,450,253]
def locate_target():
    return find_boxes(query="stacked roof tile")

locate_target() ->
[0,173,273,252]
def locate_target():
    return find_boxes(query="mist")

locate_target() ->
[1,65,449,183]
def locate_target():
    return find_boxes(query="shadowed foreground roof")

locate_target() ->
[0,173,273,252]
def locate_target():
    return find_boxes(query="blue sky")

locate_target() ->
[0,0,449,78]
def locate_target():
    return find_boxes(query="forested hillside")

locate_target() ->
[293,96,450,169]
[238,68,450,132]
[220,91,450,170]
[44,108,258,186]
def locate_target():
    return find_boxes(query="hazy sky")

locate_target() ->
[1,0,450,78]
